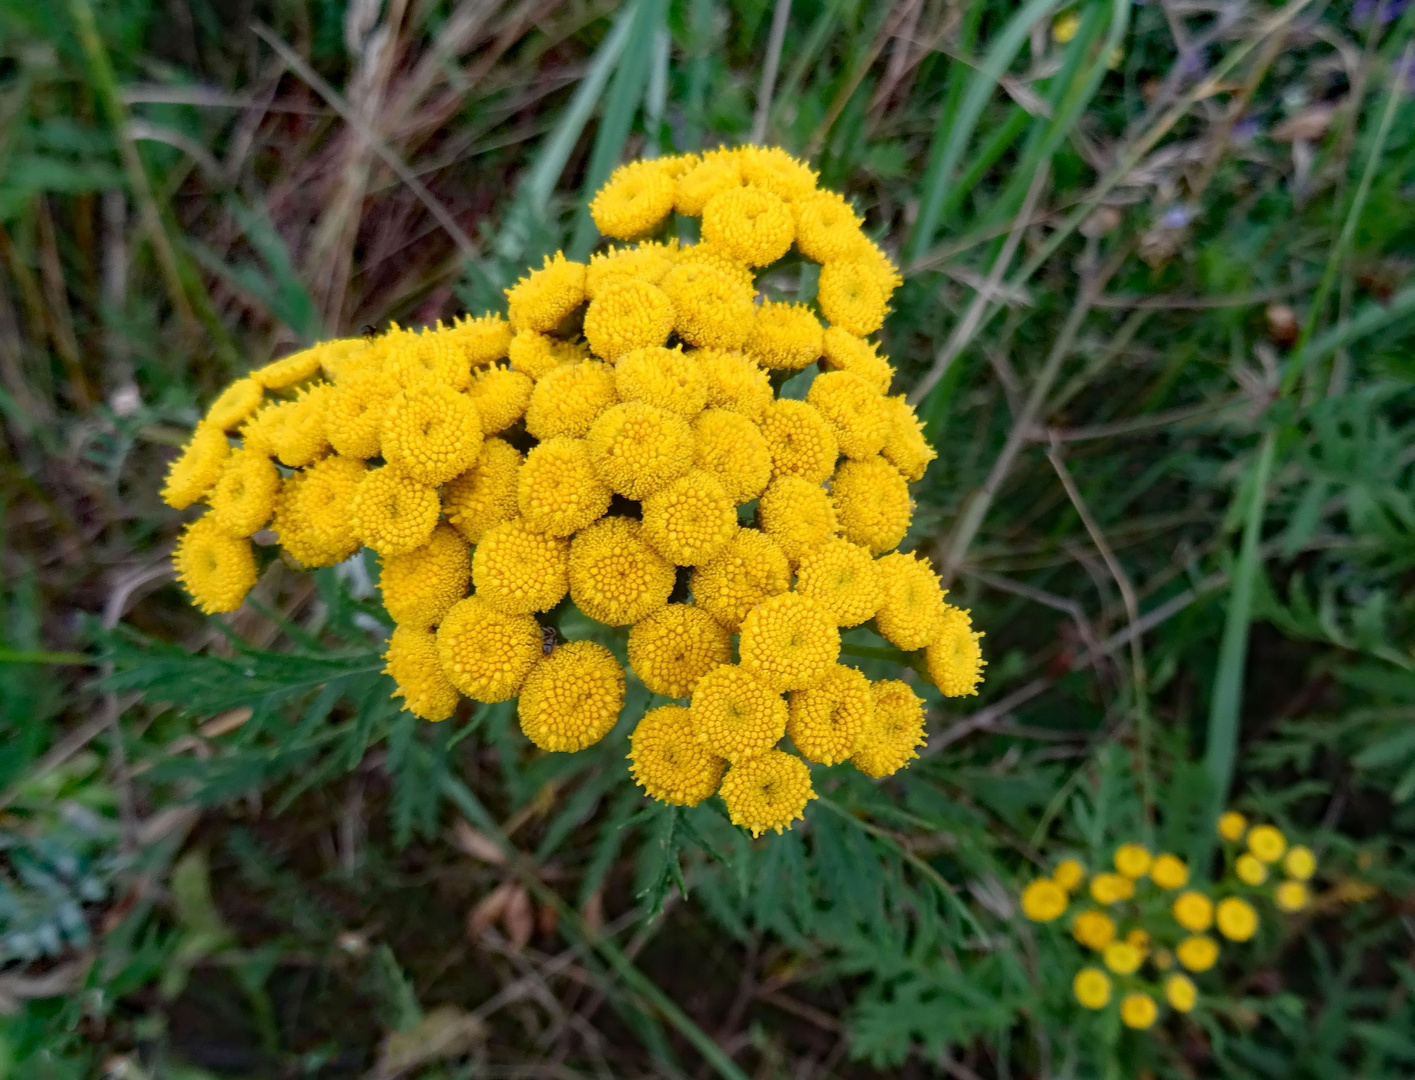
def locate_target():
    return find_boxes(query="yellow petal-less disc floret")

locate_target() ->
[380,383,482,487]
[1176,934,1219,972]
[874,552,947,651]
[745,301,825,371]
[162,423,230,509]
[465,366,533,433]
[253,344,327,390]
[239,400,290,459]
[1217,810,1248,841]
[508,331,575,381]
[695,349,773,419]
[1073,968,1111,1009]
[792,189,865,263]
[1054,859,1086,892]
[385,324,472,392]
[208,449,280,537]
[590,158,677,239]
[443,438,522,544]
[384,625,459,721]
[444,313,513,368]
[1071,909,1116,949]
[1247,824,1287,863]
[628,604,733,699]
[567,516,676,626]
[273,455,367,567]
[1150,853,1190,890]
[832,456,912,554]
[586,401,695,500]
[471,517,570,615]
[615,346,707,417]
[1165,974,1197,1013]
[881,396,937,481]
[1284,845,1316,881]
[660,262,756,350]
[925,605,987,697]
[758,399,838,482]
[718,748,816,838]
[524,361,617,440]
[1104,941,1143,975]
[173,515,258,614]
[628,705,727,806]
[739,592,840,693]
[1020,878,1069,922]
[507,252,586,333]
[350,466,440,557]
[1089,872,1134,904]
[787,664,874,765]
[689,663,788,761]
[851,679,926,778]
[1172,891,1213,932]
[736,145,818,203]
[1275,880,1309,912]
[1236,853,1268,885]
[806,370,889,461]
[435,596,541,703]
[1112,843,1151,880]
[1119,993,1158,1030]
[692,409,772,503]
[379,523,471,628]
[818,257,888,335]
[518,437,612,538]
[701,185,795,267]
[691,527,792,632]
[794,539,880,628]
[586,241,678,298]
[1215,897,1258,941]
[272,384,334,468]
[205,377,264,432]
[758,476,839,565]
[674,149,743,216]
[641,470,737,567]
[326,367,397,458]
[820,327,894,394]
[518,640,624,752]
[583,277,675,361]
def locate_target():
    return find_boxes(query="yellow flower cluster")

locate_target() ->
[164,147,981,838]
[1018,814,1321,1032]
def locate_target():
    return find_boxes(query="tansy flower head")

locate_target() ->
[435,595,542,703]
[616,346,707,417]
[806,370,889,461]
[851,679,926,778]
[1089,872,1134,905]
[518,437,612,538]
[518,640,624,752]
[507,252,586,333]
[1236,853,1268,885]
[689,663,787,761]
[794,539,880,628]
[587,401,695,500]
[379,524,471,628]
[274,454,366,567]
[758,476,839,565]
[1284,845,1316,881]
[1275,880,1309,912]
[443,438,522,544]
[173,515,258,614]
[1073,968,1111,1009]
[162,423,230,509]
[1114,843,1152,879]
[821,327,894,395]
[787,664,873,765]
[326,367,397,458]
[583,277,674,361]
[629,705,727,806]
[384,625,459,721]
[586,241,678,298]
[205,377,264,432]
[590,158,677,239]
[273,384,334,468]
[1119,993,1157,1030]
[695,349,773,419]
[350,466,441,557]
[509,331,576,381]
[739,592,840,693]
[208,449,280,538]
[380,383,483,486]
[1171,891,1213,932]
[322,337,382,383]
[641,470,737,566]
[1215,896,1258,941]
[832,456,912,554]
[745,301,824,371]
[444,313,513,368]
[735,145,818,203]
[568,516,676,626]
[1103,941,1143,975]
[718,749,816,838]
[253,344,327,390]
[1053,858,1086,892]
[1020,879,1068,922]
[239,400,290,459]
[691,527,791,632]
[466,365,533,433]
[758,399,838,482]
[385,324,472,391]
[674,242,756,292]
[925,605,986,697]
[674,149,744,216]
[1165,974,1197,1013]
[628,604,733,699]
[471,517,570,615]
[1176,934,1219,972]
[701,184,794,266]
[692,409,772,503]
[1150,853,1189,890]
[1217,810,1248,841]
[1071,909,1115,949]
[858,237,903,299]
[873,552,947,651]
[793,189,865,263]
[525,360,617,440]
[1247,824,1287,863]
[660,261,755,350]
[818,257,888,335]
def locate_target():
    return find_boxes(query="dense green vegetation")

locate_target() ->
[1,0,1413,1076]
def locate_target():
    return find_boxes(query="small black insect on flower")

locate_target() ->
[540,624,559,656]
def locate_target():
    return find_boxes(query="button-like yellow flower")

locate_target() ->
[745,301,824,371]
[507,251,586,333]
[692,409,772,503]
[274,454,367,567]
[702,184,795,266]
[628,604,733,700]
[718,748,816,838]
[1053,858,1086,892]
[1113,843,1153,879]
[205,376,264,431]
[384,625,459,722]
[1071,909,1115,949]
[628,704,727,806]
[736,145,819,203]
[794,539,881,628]
[873,552,947,651]
[641,469,738,567]
[1171,891,1213,932]
[273,384,334,468]
[787,664,874,766]
[880,394,937,482]
[380,383,482,486]
[587,401,696,500]
[518,640,625,752]
[691,527,792,633]
[567,516,676,626]
[758,399,838,483]
[1217,810,1248,841]
[758,475,840,565]
[162,422,231,509]
[208,449,280,538]
[1164,973,1197,1013]
[253,343,328,389]
[1073,968,1111,1009]
[660,262,756,350]
[1150,853,1189,890]
[818,257,888,335]
[1103,940,1143,975]
[1020,878,1068,923]
[695,349,773,419]
[1119,992,1157,1030]
[466,365,533,433]
[443,438,522,544]
[173,515,258,615]
[1089,872,1134,905]
[589,158,677,239]
[1275,880,1309,912]
[792,189,865,263]
[806,370,889,461]
[378,523,471,628]
[851,679,926,778]
[350,466,440,557]
[471,517,570,615]
[517,437,612,538]
[583,277,675,361]
[924,606,987,698]
[326,367,397,458]
[1235,853,1268,886]
[1284,845,1316,881]
[831,456,912,554]
[739,592,841,692]
[443,312,512,368]
[1215,897,1258,941]
[1247,824,1287,863]
[615,346,708,417]
[435,596,542,703]
[1176,934,1219,972]
[689,663,788,761]
[673,149,743,215]
[586,241,678,298]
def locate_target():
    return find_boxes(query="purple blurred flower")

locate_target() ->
[1353,0,1409,23]
[1161,205,1192,229]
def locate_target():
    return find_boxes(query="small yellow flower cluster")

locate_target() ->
[165,147,984,838]
[1019,814,1319,1031]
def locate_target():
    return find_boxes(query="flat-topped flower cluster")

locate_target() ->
[163,146,987,838]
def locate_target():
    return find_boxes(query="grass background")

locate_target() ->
[2,0,1415,1077]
